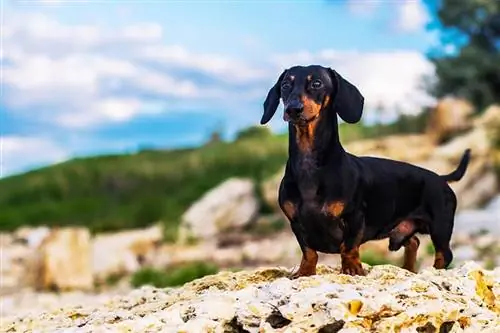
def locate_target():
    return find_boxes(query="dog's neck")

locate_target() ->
[287,113,346,201]
[288,113,344,164]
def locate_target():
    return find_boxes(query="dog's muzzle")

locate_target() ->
[284,101,304,122]
[284,101,318,124]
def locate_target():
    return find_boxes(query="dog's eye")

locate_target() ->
[311,79,323,89]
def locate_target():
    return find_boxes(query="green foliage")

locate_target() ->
[425,242,436,256]
[424,0,500,110]
[0,136,289,234]
[360,250,394,266]
[130,262,219,288]
[0,115,428,235]
[235,125,272,141]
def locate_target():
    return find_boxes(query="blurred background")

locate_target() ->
[1,0,499,317]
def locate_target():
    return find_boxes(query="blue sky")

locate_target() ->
[2,0,441,176]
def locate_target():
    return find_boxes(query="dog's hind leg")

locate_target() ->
[429,188,457,270]
[429,219,454,269]
[402,236,420,273]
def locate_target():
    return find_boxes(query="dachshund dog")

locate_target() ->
[260,65,471,277]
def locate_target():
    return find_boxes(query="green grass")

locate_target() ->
[0,114,429,236]
[130,262,219,288]
[425,243,435,256]
[361,250,394,266]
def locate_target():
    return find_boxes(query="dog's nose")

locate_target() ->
[285,101,304,117]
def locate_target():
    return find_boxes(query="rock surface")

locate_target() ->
[36,227,94,291]
[178,177,260,244]
[91,224,163,283]
[425,97,475,144]
[2,262,499,332]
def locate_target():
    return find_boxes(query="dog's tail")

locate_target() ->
[440,148,471,183]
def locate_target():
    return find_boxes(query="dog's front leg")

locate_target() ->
[340,211,366,276]
[281,200,318,278]
[290,221,318,278]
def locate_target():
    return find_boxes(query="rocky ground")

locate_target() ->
[2,262,500,332]
[1,101,499,332]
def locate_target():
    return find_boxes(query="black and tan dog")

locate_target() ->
[260,65,471,277]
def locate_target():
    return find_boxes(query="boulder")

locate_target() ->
[475,104,500,130]
[345,134,435,163]
[0,242,38,291]
[13,226,50,248]
[91,224,163,282]
[36,227,94,291]
[260,167,285,212]
[3,262,500,332]
[178,178,260,244]
[425,97,475,144]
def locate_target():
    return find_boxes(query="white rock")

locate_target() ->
[178,177,260,243]
[13,226,51,248]
[2,262,500,332]
[37,227,94,291]
[91,224,163,282]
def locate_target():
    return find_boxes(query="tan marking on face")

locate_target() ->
[306,75,312,81]
[301,95,322,120]
[293,95,322,152]
[324,201,345,217]
[282,200,296,220]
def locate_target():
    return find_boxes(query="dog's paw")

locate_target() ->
[341,262,366,276]
[288,268,316,279]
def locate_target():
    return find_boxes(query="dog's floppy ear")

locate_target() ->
[260,70,287,125]
[328,68,364,124]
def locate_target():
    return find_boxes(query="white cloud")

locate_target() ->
[3,10,270,130]
[395,0,430,33]
[1,136,69,177]
[270,49,435,121]
[2,8,437,175]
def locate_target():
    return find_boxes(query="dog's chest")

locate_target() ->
[297,202,344,253]
[295,153,320,201]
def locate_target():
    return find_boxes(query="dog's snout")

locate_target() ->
[285,101,304,116]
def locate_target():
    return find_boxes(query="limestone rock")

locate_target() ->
[92,224,163,282]
[36,227,94,291]
[260,166,285,212]
[0,243,38,290]
[13,225,50,248]
[475,104,500,130]
[2,262,500,332]
[345,134,435,163]
[178,178,260,244]
[425,97,475,144]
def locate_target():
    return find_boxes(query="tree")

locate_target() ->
[423,0,500,111]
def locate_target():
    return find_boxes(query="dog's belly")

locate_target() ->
[297,204,343,254]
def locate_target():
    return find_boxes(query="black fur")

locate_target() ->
[260,64,471,276]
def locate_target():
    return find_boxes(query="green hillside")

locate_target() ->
[0,115,428,240]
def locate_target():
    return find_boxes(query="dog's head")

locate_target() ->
[260,65,364,127]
